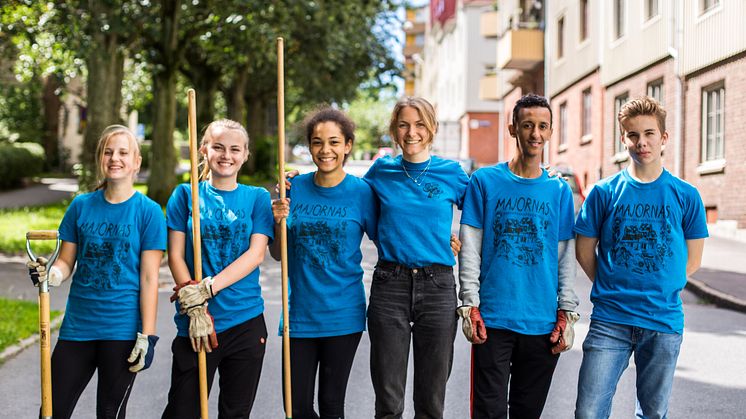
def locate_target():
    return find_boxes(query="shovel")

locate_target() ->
[26,230,61,419]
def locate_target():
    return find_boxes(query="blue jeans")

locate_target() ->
[368,261,458,419]
[575,319,683,419]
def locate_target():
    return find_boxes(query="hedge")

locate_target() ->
[0,142,45,189]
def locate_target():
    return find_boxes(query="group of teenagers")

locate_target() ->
[27,92,708,419]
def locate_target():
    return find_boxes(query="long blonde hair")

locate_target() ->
[94,125,141,191]
[198,119,250,181]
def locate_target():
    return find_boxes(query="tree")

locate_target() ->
[53,0,145,189]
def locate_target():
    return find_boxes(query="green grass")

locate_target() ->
[0,297,62,354]
[0,202,69,255]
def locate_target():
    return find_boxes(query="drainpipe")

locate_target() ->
[668,0,685,178]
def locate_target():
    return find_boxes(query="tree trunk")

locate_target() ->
[195,78,217,132]
[41,74,62,170]
[146,0,181,206]
[245,95,266,175]
[81,33,125,191]
[224,66,249,124]
[147,70,178,205]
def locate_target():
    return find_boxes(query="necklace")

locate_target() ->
[401,156,432,186]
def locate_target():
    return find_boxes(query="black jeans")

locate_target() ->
[282,332,363,419]
[471,328,560,419]
[162,314,267,419]
[368,261,458,419]
[48,339,136,419]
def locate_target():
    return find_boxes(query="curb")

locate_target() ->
[686,278,746,314]
[0,314,64,363]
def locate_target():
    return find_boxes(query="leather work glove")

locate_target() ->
[26,257,64,287]
[549,310,580,354]
[171,277,216,314]
[186,304,219,353]
[457,306,487,344]
[127,332,159,372]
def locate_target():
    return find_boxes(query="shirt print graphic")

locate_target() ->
[201,206,248,264]
[491,196,551,267]
[422,182,444,199]
[293,220,347,271]
[610,203,673,274]
[78,221,133,289]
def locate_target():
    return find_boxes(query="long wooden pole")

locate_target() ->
[187,89,209,419]
[277,36,293,419]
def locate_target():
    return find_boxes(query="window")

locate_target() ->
[614,93,629,154]
[559,102,568,149]
[645,0,659,20]
[580,0,589,41]
[582,88,592,138]
[701,85,725,162]
[557,16,565,59]
[647,80,664,106]
[701,0,720,14]
[614,0,626,39]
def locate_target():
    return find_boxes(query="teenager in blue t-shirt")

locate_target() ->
[458,94,579,418]
[161,120,274,418]
[271,108,378,419]
[27,125,166,418]
[363,97,469,418]
[574,97,708,419]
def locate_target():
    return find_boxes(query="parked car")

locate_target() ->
[553,166,586,214]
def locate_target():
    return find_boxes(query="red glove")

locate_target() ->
[550,310,580,354]
[457,306,487,344]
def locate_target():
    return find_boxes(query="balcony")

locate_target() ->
[403,43,423,58]
[480,11,498,38]
[403,21,426,35]
[479,74,500,101]
[497,28,544,70]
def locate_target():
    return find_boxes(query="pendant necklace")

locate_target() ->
[402,156,432,186]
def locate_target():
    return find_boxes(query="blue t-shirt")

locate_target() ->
[166,182,274,335]
[364,155,469,267]
[280,173,378,338]
[574,169,708,333]
[58,190,166,341]
[461,162,575,335]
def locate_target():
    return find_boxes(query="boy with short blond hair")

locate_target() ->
[574,96,708,419]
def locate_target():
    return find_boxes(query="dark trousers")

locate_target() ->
[471,328,560,419]
[48,339,136,419]
[368,261,458,419]
[162,314,267,419]
[282,332,363,419]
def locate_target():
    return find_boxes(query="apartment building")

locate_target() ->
[680,0,746,228]
[544,0,745,228]
[403,6,427,97]
[416,0,501,166]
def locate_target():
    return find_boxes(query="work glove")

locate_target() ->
[26,257,63,287]
[171,277,216,314]
[127,332,159,372]
[549,310,580,354]
[186,304,219,353]
[457,306,487,344]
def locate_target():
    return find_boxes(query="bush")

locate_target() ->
[0,142,45,189]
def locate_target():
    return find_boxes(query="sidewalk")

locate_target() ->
[687,235,746,313]
[0,178,77,209]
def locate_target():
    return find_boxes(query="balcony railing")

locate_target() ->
[480,11,498,38]
[497,28,544,70]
